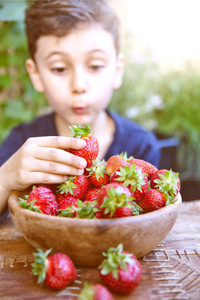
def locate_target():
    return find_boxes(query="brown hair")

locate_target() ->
[25,0,120,59]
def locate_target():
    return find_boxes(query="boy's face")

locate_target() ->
[26,24,124,127]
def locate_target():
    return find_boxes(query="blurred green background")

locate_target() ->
[0,0,200,200]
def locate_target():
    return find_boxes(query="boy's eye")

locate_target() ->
[89,64,105,71]
[51,67,67,74]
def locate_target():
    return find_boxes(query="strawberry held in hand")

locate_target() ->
[99,244,142,295]
[78,282,115,300]
[19,186,58,216]
[67,124,99,168]
[32,248,77,290]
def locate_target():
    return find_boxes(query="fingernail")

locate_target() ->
[77,169,84,175]
[80,159,86,168]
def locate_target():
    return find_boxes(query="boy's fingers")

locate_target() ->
[33,147,87,169]
[32,136,86,149]
[30,159,85,176]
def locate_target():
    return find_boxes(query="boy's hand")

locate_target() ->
[0,136,87,193]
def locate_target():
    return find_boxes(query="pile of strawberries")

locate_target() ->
[19,123,181,218]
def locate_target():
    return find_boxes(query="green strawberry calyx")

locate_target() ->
[154,169,180,199]
[18,197,42,213]
[69,123,91,138]
[57,176,77,195]
[32,248,52,285]
[99,243,133,279]
[77,282,96,300]
[115,163,147,193]
[100,186,133,217]
[73,200,99,219]
[86,159,107,180]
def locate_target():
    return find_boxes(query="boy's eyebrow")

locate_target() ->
[45,49,108,60]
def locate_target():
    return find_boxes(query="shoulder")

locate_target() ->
[106,110,161,167]
[108,110,155,138]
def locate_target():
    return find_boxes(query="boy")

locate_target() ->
[0,0,160,216]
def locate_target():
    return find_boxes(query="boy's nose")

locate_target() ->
[71,68,87,94]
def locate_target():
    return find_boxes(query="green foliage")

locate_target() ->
[0,1,199,179]
[0,9,47,144]
[110,53,200,178]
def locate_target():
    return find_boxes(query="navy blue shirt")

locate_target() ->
[0,110,161,168]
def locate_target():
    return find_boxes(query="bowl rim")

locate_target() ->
[8,190,182,226]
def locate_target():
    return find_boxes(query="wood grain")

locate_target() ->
[1,200,200,300]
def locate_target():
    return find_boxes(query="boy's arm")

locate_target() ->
[0,136,87,216]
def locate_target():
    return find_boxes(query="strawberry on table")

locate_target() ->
[137,189,167,213]
[78,282,115,300]
[67,124,99,168]
[57,174,91,200]
[32,248,77,290]
[87,159,110,188]
[106,154,128,177]
[19,186,58,216]
[99,244,142,295]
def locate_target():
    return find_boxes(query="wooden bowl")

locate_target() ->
[8,191,182,267]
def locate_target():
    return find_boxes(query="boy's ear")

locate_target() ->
[113,53,124,90]
[26,59,44,92]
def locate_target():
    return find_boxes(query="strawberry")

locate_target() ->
[84,188,100,202]
[57,196,78,217]
[19,186,58,216]
[110,163,148,200]
[150,169,181,203]
[106,154,128,176]
[130,158,158,179]
[137,189,167,213]
[97,182,134,218]
[87,160,110,188]
[67,124,99,168]
[99,244,142,295]
[57,174,91,200]
[32,248,77,290]
[32,183,56,194]
[78,282,114,300]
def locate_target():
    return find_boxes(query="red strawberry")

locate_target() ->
[84,188,100,202]
[99,244,142,295]
[78,282,114,300]
[137,189,167,213]
[57,175,91,200]
[32,248,77,290]
[87,160,110,188]
[130,158,158,179]
[150,169,181,202]
[110,163,148,200]
[97,182,134,218]
[106,154,128,176]
[57,196,78,217]
[67,124,99,168]
[19,187,58,216]
[32,183,56,194]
